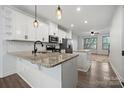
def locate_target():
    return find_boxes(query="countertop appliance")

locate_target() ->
[49,35,59,43]
[60,39,73,53]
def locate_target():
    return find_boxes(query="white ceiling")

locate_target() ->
[13,5,117,35]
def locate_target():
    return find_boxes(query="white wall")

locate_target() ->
[0,6,4,77]
[78,36,84,50]
[0,35,3,78]
[72,34,78,51]
[110,6,124,82]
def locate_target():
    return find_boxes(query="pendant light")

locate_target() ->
[56,5,62,20]
[33,5,39,28]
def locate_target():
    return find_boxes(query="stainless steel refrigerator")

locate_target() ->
[60,38,73,53]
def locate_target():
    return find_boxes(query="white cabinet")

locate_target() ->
[40,23,49,42]
[66,31,72,39]
[26,17,49,42]
[62,57,78,88]
[3,7,53,43]
[3,7,31,41]
[27,17,36,41]
[58,29,63,43]
[61,31,67,39]
[14,11,29,40]
[76,51,91,72]
[3,7,16,40]
[36,22,49,42]
[58,29,68,43]
[58,29,62,43]
[49,22,58,36]
[60,29,67,39]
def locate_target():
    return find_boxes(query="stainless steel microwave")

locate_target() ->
[49,35,59,43]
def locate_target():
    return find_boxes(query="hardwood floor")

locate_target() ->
[77,57,122,88]
[0,74,30,88]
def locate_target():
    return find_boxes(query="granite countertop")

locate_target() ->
[74,49,90,52]
[9,51,79,68]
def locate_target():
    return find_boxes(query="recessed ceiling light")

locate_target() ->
[84,20,88,24]
[76,7,81,12]
[71,24,74,27]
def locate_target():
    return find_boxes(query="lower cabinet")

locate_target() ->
[76,51,91,72]
[15,56,78,88]
[62,58,78,88]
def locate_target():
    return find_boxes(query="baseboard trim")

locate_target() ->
[109,61,124,88]
[17,72,33,88]
[2,72,17,78]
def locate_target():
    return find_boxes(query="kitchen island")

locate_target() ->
[9,51,79,88]
[74,50,91,72]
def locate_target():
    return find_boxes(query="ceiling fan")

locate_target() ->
[90,31,100,36]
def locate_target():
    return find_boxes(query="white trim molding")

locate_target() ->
[109,61,124,88]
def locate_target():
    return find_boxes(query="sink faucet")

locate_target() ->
[32,40,44,55]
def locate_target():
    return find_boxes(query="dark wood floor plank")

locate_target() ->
[0,79,7,88]
[15,74,30,88]
[77,54,122,88]
[0,74,30,88]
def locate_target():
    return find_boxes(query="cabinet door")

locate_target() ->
[61,30,67,39]
[40,23,49,42]
[36,22,43,41]
[36,28,42,41]
[36,22,49,42]
[3,7,16,40]
[14,11,28,40]
[49,22,58,36]
[27,17,36,41]
[62,58,78,88]
[66,31,72,39]
[58,29,67,43]
[58,29,63,43]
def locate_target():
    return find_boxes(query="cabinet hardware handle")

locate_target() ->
[42,38,44,41]
[25,35,28,39]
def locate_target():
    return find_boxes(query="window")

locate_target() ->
[102,36,110,50]
[84,37,97,49]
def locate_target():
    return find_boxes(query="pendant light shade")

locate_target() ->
[56,5,62,20]
[33,19,39,28]
[33,5,39,28]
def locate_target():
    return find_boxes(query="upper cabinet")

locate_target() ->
[49,22,58,36]
[3,7,71,43]
[66,30,72,39]
[58,29,67,43]
[58,29,63,43]
[3,7,31,41]
[3,7,16,40]
[14,11,29,40]
[36,22,49,42]
[27,16,36,41]
[61,30,67,39]
[3,7,49,42]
